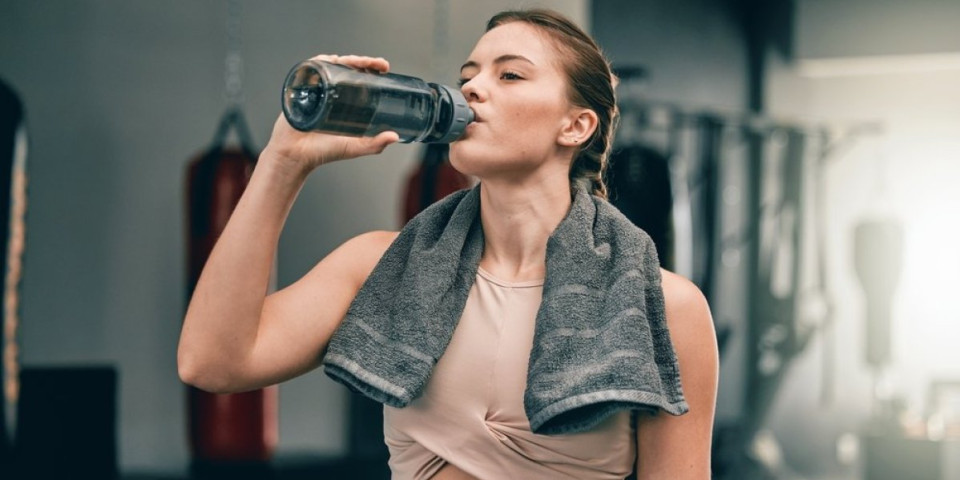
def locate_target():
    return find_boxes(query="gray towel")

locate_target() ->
[323,181,689,434]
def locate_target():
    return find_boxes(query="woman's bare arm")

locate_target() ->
[636,269,719,479]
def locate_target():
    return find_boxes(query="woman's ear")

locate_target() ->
[558,108,599,147]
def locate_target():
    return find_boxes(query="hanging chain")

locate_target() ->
[224,0,244,106]
[431,0,450,84]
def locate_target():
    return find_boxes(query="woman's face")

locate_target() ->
[449,22,575,179]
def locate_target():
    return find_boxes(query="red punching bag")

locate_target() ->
[185,108,277,462]
[402,143,472,224]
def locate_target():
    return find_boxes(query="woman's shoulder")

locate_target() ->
[658,268,714,338]
[659,269,707,310]
[334,230,400,283]
[345,229,400,258]
[346,230,400,251]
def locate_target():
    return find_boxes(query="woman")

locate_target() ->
[179,8,717,480]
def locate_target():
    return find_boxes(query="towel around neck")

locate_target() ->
[323,181,688,435]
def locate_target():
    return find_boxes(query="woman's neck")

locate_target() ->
[477,172,572,283]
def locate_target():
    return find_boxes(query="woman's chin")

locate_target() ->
[449,140,477,164]
[449,149,500,180]
[448,148,479,177]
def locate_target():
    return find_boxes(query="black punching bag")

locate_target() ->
[607,145,675,269]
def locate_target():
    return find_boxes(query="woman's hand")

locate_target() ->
[262,54,401,176]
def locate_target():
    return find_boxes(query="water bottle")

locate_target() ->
[281,60,474,143]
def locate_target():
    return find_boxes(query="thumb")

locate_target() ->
[368,131,400,153]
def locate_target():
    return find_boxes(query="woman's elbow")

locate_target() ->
[177,349,236,394]
[177,349,207,389]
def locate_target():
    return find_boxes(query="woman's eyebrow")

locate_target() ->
[460,54,536,73]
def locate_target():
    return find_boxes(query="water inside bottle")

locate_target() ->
[285,81,437,142]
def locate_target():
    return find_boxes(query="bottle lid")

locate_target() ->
[428,84,474,143]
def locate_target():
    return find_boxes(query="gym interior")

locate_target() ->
[1,1,958,479]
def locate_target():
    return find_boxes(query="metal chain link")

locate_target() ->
[431,0,449,84]
[224,0,244,106]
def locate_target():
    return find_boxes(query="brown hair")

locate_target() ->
[486,8,618,199]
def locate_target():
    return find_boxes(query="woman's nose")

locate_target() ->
[461,78,484,102]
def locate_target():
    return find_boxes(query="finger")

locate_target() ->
[337,55,390,73]
[355,131,400,156]
[370,131,400,152]
[305,54,390,73]
[308,54,340,63]
[374,130,400,146]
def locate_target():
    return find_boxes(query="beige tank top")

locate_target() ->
[384,267,636,480]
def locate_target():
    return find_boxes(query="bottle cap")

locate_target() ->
[427,84,475,143]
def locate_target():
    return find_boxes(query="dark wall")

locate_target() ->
[591,0,748,110]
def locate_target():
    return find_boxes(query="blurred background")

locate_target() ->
[1,0,958,479]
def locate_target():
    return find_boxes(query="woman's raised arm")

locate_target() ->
[177,55,399,394]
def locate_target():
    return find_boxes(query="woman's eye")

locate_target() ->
[457,72,522,86]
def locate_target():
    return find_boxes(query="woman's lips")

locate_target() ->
[463,110,482,136]
[465,116,482,132]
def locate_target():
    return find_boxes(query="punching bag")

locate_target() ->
[185,109,277,464]
[607,144,675,269]
[402,143,472,224]
[854,218,904,368]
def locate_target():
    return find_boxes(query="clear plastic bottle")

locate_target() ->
[281,60,474,143]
